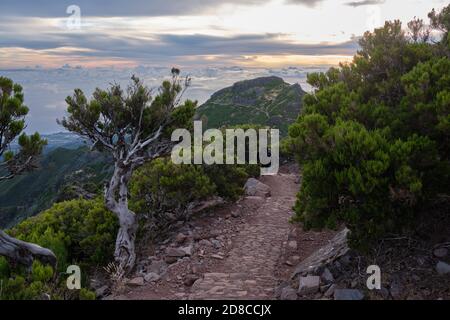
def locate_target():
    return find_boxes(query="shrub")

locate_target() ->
[288,9,450,248]
[10,198,118,270]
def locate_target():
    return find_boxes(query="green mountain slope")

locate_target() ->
[195,76,305,135]
[0,146,111,228]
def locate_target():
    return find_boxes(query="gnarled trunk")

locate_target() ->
[0,230,57,269]
[105,164,138,272]
[114,206,138,271]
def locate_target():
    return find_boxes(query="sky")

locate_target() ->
[0,0,448,133]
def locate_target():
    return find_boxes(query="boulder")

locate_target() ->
[292,228,350,278]
[280,287,298,300]
[334,289,364,300]
[244,178,271,197]
[298,276,320,295]
[127,277,144,287]
[436,261,450,275]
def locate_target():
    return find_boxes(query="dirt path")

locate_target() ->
[114,165,334,300]
[188,173,296,299]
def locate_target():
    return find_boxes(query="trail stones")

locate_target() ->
[180,245,194,256]
[334,289,364,300]
[288,240,298,250]
[144,272,161,283]
[128,277,144,287]
[321,268,334,284]
[298,276,320,295]
[244,178,271,197]
[166,247,187,257]
[175,233,187,244]
[280,287,298,300]
[436,261,450,275]
[433,247,448,258]
[184,274,200,287]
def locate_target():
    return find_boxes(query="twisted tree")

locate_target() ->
[58,69,196,271]
[0,76,56,269]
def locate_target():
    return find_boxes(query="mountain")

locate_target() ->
[8,132,85,154]
[0,146,112,228]
[195,76,305,136]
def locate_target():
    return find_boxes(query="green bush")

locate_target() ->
[10,198,118,270]
[288,8,450,248]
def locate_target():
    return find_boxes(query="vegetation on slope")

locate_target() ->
[196,76,305,136]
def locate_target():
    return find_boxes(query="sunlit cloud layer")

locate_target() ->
[0,0,446,68]
[0,0,448,133]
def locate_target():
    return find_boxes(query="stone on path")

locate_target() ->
[334,289,364,300]
[280,287,297,300]
[144,272,161,283]
[244,178,271,197]
[436,261,450,275]
[128,277,144,287]
[166,247,187,257]
[433,247,448,258]
[298,276,320,295]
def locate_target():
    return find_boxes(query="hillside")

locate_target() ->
[0,146,111,228]
[195,76,305,136]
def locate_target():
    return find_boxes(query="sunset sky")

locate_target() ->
[0,0,446,68]
[0,0,447,133]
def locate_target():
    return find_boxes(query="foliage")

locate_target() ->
[0,76,47,180]
[196,76,305,136]
[10,198,118,270]
[287,7,450,248]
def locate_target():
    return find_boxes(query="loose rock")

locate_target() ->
[280,287,297,300]
[436,261,450,275]
[334,289,364,300]
[434,247,448,258]
[244,178,271,197]
[128,277,144,287]
[321,268,334,284]
[298,276,320,295]
[144,272,161,283]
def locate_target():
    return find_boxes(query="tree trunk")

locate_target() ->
[114,206,138,272]
[105,164,138,272]
[0,230,57,269]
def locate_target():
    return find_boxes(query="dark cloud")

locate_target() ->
[345,0,385,7]
[0,0,263,17]
[0,28,358,61]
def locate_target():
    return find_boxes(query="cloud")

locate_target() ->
[345,0,385,7]
[0,0,264,17]
[285,0,324,7]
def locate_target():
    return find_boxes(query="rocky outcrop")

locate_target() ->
[291,228,350,278]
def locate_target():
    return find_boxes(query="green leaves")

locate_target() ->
[1,77,46,180]
[288,6,450,248]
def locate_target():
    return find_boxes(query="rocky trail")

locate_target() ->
[110,164,335,300]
